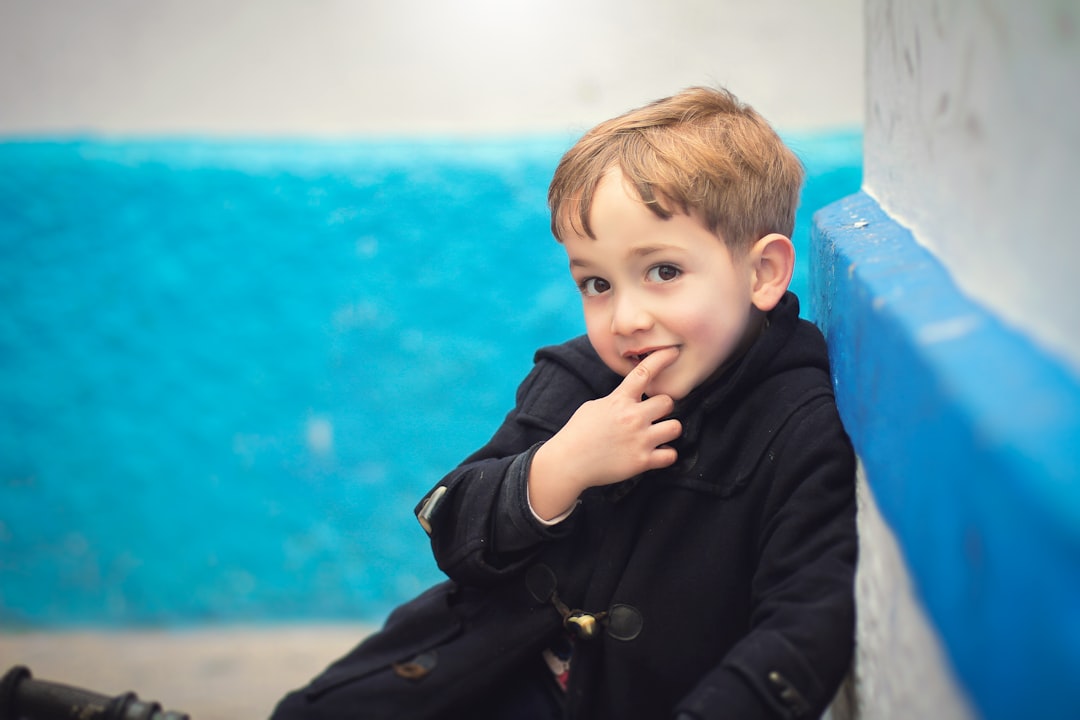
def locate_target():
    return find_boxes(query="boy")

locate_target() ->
[272,86,856,720]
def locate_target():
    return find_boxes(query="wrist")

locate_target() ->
[528,441,586,521]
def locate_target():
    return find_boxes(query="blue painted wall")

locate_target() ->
[0,138,574,625]
[0,132,862,628]
[811,192,1080,719]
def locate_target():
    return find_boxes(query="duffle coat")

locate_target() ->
[420,292,856,719]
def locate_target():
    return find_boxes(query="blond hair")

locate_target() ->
[548,86,804,253]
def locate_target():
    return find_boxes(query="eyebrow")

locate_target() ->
[630,245,677,258]
[568,243,683,270]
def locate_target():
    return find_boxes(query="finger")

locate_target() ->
[645,445,679,471]
[648,417,683,446]
[639,393,676,421]
[616,347,680,397]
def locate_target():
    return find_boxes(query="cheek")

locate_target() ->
[684,304,747,355]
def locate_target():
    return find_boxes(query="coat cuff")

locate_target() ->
[493,442,575,554]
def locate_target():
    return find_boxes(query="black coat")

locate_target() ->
[423,292,856,719]
[271,293,855,720]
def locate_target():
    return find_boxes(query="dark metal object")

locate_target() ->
[0,665,190,720]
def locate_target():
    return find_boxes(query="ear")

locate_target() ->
[747,233,795,312]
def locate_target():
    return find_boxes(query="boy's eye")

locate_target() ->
[646,264,680,283]
[580,277,611,296]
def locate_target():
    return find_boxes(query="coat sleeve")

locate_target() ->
[413,357,593,586]
[674,395,857,720]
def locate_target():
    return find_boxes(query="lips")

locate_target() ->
[623,346,673,365]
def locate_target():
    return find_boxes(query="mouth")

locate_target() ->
[624,347,672,365]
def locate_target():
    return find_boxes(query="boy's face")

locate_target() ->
[562,169,758,401]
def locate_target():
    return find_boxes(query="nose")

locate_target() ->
[610,289,653,336]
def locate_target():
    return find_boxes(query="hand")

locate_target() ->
[528,348,683,520]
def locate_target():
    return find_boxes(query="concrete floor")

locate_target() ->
[0,624,373,719]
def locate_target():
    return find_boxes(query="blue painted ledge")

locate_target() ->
[810,191,1080,720]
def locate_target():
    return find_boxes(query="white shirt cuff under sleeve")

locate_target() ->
[527,494,578,526]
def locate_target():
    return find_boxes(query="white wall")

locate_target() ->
[0,0,863,137]
[830,469,975,720]
[863,0,1080,376]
